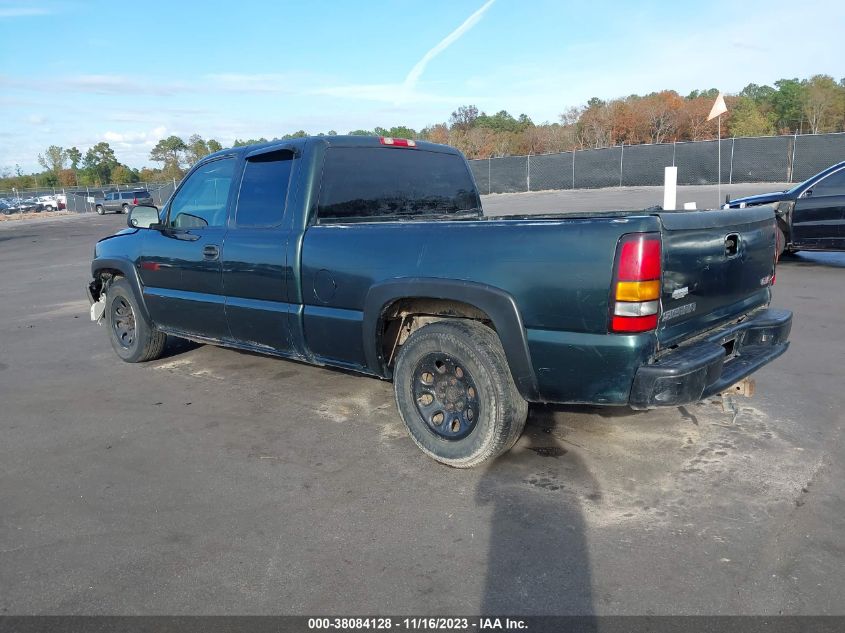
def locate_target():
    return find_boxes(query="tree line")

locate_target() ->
[3,74,843,190]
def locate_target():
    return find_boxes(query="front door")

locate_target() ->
[222,149,296,353]
[791,167,845,249]
[139,156,238,340]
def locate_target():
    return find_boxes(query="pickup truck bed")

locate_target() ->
[88,135,792,467]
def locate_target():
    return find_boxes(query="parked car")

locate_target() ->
[20,197,44,212]
[94,190,155,215]
[727,160,845,254]
[87,136,792,467]
[37,194,65,211]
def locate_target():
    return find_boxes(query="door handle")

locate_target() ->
[203,244,220,260]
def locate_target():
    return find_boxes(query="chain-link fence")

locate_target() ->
[0,181,177,214]
[469,132,845,194]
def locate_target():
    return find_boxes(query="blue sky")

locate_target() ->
[2,0,844,171]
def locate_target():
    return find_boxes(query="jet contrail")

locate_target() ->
[403,0,496,91]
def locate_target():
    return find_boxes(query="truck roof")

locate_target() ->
[203,135,462,163]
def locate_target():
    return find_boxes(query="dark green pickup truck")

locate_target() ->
[88,136,792,467]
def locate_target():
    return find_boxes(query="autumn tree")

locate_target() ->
[449,105,479,131]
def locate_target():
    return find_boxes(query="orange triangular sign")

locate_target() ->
[707,92,728,120]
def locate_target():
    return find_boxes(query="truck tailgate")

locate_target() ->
[657,205,777,347]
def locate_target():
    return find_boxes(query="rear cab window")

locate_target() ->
[316,147,480,222]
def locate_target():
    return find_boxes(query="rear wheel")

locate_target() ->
[393,320,528,468]
[105,277,166,363]
[122,204,130,214]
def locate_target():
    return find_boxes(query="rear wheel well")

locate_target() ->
[379,298,495,371]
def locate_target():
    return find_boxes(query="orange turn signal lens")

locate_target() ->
[615,280,660,302]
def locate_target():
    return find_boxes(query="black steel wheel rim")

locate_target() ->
[412,353,480,441]
[111,297,136,349]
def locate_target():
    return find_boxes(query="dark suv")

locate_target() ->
[95,190,155,215]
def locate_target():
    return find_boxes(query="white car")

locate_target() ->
[37,194,66,211]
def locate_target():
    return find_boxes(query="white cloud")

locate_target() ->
[313,0,496,106]
[403,0,495,91]
[0,6,52,18]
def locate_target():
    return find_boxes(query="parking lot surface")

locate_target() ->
[1,197,844,615]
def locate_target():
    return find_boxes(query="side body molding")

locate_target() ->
[363,278,539,401]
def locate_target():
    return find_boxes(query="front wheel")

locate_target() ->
[96,205,105,215]
[393,320,528,468]
[105,277,166,363]
[776,225,786,258]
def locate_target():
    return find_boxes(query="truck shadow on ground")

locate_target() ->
[476,406,599,619]
[778,251,845,269]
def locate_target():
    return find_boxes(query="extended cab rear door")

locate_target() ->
[221,147,297,354]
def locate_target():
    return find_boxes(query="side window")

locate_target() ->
[235,150,294,227]
[168,157,236,229]
[122,192,133,200]
[812,169,845,197]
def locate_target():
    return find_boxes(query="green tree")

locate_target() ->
[686,88,719,100]
[728,97,775,137]
[66,146,82,170]
[347,129,375,136]
[772,79,805,132]
[150,135,187,172]
[38,145,67,175]
[83,142,118,184]
[207,139,223,153]
[739,83,776,104]
[110,165,138,184]
[185,134,211,166]
[232,137,268,147]
[801,75,843,134]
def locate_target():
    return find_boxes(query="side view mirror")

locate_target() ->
[128,205,161,229]
[802,189,813,199]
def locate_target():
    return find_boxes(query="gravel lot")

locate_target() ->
[1,192,843,615]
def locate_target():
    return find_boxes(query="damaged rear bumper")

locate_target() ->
[629,308,792,409]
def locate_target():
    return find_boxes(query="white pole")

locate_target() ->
[717,115,722,208]
[663,166,677,211]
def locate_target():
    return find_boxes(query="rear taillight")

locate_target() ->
[379,136,416,147]
[133,197,138,205]
[609,233,662,333]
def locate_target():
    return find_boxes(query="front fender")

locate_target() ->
[363,278,539,401]
[91,256,151,324]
